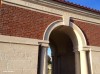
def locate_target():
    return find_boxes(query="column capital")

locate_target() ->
[38,40,49,47]
[41,43,49,47]
[73,47,80,52]
[73,46,91,52]
[73,48,79,52]
[82,46,91,51]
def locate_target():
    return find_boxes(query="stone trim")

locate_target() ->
[43,20,63,40]
[70,22,87,48]
[2,0,100,24]
[75,46,100,52]
[89,46,100,52]
[2,0,62,17]
[2,0,100,20]
[71,17,100,26]
[0,35,49,46]
[39,41,49,47]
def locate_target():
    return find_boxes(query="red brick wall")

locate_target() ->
[0,4,61,39]
[72,19,100,46]
[1,4,100,46]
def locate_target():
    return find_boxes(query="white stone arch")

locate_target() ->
[42,20,88,74]
[69,22,87,50]
[43,20,64,40]
[43,20,87,51]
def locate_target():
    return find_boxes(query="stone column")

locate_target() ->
[74,50,81,74]
[40,43,49,74]
[74,47,89,74]
[80,47,90,74]
[80,50,88,74]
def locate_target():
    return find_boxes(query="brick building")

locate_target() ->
[0,0,100,74]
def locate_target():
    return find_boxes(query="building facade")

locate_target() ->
[0,0,100,74]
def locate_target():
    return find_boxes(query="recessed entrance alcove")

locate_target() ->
[49,26,75,74]
[43,20,87,74]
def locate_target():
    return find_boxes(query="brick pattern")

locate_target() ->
[0,4,61,39]
[72,20,100,46]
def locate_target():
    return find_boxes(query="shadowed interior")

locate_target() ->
[49,26,75,74]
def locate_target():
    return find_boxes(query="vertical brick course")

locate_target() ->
[0,4,61,39]
[72,20,100,46]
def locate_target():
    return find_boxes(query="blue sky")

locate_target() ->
[48,48,51,57]
[66,0,100,10]
[47,0,100,57]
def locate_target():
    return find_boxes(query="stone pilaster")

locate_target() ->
[39,42,49,74]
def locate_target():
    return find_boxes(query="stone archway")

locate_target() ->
[49,25,75,74]
[42,20,88,74]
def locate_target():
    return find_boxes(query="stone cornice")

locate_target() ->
[71,17,100,25]
[37,0,100,19]
[0,35,49,46]
[2,0,100,19]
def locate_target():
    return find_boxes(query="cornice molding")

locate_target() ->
[37,0,100,19]
[71,17,100,25]
[0,35,49,46]
[2,0,100,19]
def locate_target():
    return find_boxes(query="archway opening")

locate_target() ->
[49,26,75,74]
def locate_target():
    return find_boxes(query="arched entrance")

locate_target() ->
[42,20,88,74]
[49,26,75,74]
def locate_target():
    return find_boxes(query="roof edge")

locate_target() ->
[2,0,100,19]
[53,0,100,15]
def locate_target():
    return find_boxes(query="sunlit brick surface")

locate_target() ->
[0,4,61,39]
[72,20,100,46]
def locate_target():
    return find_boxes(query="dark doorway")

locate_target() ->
[49,26,75,74]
